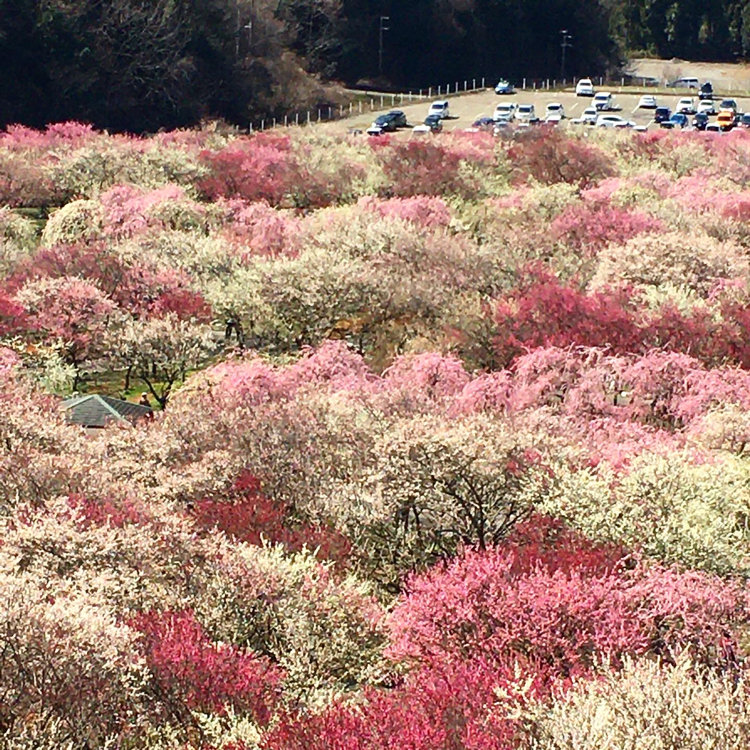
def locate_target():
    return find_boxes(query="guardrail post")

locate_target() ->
[437,85,440,95]
[295,113,299,125]
[522,77,526,89]
[261,119,265,130]
[481,76,485,88]
[553,79,556,88]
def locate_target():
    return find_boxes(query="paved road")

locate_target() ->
[328,86,750,135]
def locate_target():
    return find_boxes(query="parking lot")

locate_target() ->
[336,85,750,136]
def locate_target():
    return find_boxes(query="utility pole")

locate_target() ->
[379,16,390,76]
[560,29,573,80]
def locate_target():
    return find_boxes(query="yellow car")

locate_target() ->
[717,110,735,130]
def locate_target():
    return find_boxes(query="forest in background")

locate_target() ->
[1,0,750,131]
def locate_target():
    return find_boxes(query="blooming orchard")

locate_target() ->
[2,121,750,748]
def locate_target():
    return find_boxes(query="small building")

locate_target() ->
[61,394,152,431]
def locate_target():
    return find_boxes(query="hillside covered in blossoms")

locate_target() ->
[3,122,750,748]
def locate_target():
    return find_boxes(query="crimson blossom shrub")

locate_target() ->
[263,520,749,750]
[386,521,747,678]
[505,130,614,188]
[132,609,283,723]
[191,470,351,564]
[371,135,494,199]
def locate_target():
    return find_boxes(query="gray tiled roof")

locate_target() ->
[61,394,152,428]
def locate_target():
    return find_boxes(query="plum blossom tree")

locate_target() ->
[110,312,215,406]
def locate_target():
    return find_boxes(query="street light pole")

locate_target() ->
[560,29,572,80]
[378,16,390,76]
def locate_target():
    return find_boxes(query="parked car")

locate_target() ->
[493,120,512,135]
[428,100,450,119]
[544,102,565,119]
[575,78,595,96]
[717,110,735,130]
[692,112,709,130]
[654,106,671,124]
[667,76,699,89]
[592,92,613,111]
[699,81,713,100]
[493,102,517,121]
[705,123,722,133]
[638,95,658,109]
[494,79,516,94]
[740,113,750,129]
[371,110,407,131]
[470,116,495,132]
[422,114,443,132]
[697,99,717,115]
[676,97,696,114]
[571,106,598,125]
[719,98,738,113]
[596,114,635,128]
[661,112,689,129]
[515,103,536,122]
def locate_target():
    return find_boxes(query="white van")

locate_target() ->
[515,103,536,122]
[428,100,450,119]
[668,76,699,89]
[575,78,595,96]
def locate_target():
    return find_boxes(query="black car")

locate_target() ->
[740,113,750,129]
[423,114,443,132]
[699,81,713,100]
[654,106,671,124]
[373,110,407,131]
[692,112,709,130]
[471,117,495,131]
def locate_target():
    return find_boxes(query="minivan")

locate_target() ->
[575,78,594,97]
[428,100,450,119]
[668,77,699,89]
[515,104,536,122]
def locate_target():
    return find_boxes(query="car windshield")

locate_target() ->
[519,106,532,112]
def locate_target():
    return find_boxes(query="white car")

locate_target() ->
[545,102,565,119]
[576,78,595,96]
[638,95,658,109]
[428,100,450,119]
[515,103,536,122]
[596,114,635,128]
[698,99,717,115]
[592,92,614,111]
[493,102,517,121]
[676,97,696,114]
[571,106,598,125]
